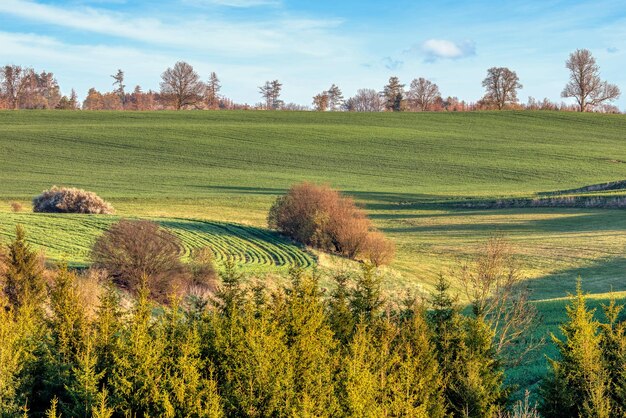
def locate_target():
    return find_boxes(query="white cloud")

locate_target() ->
[0,0,348,58]
[420,39,476,62]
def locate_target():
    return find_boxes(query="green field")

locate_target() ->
[2,109,626,392]
[2,110,626,296]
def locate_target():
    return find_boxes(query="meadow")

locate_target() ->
[2,110,626,293]
[2,110,626,391]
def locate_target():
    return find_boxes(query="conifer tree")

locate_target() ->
[3,225,45,310]
[217,291,293,416]
[454,314,507,417]
[599,298,626,415]
[340,322,383,417]
[93,282,122,388]
[350,263,384,323]
[429,275,507,417]
[161,301,223,417]
[285,271,339,416]
[388,302,446,417]
[91,389,113,418]
[45,397,60,418]
[540,281,612,418]
[327,271,355,344]
[66,335,103,418]
[38,266,89,414]
[109,277,169,416]
[0,294,28,415]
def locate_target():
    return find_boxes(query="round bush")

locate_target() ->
[33,186,114,214]
[91,219,189,302]
[268,182,395,265]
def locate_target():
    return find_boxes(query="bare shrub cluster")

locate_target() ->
[91,220,216,302]
[268,182,395,265]
[33,186,114,214]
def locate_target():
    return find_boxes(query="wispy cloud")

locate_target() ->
[0,0,348,58]
[607,47,619,54]
[418,39,476,62]
[184,0,281,7]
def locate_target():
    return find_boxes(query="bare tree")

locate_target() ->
[160,61,205,110]
[562,49,621,112]
[460,236,543,367]
[407,77,441,111]
[481,67,522,110]
[327,84,344,111]
[259,80,283,110]
[91,220,190,302]
[0,65,32,109]
[205,71,221,109]
[344,88,384,112]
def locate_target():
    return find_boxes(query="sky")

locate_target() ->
[0,0,625,109]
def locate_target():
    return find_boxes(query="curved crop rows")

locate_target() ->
[0,213,314,270]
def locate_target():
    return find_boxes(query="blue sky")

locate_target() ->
[0,0,624,108]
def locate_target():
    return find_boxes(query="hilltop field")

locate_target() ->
[2,110,626,297]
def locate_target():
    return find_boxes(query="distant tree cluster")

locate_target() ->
[0,49,621,112]
[0,65,78,110]
[0,226,552,417]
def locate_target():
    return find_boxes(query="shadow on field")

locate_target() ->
[527,256,626,300]
[189,185,287,195]
[383,209,626,234]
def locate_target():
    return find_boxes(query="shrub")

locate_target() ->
[188,247,218,291]
[10,202,23,213]
[33,186,114,214]
[359,231,396,267]
[91,220,189,301]
[268,182,394,265]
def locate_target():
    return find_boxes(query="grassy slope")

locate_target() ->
[3,109,626,391]
[2,110,626,296]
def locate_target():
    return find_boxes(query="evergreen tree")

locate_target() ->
[91,389,113,418]
[350,263,384,323]
[111,69,125,105]
[340,322,383,417]
[44,397,60,418]
[109,278,169,416]
[66,335,103,418]
[327,84,344,111]
[217,292,293,416]
[0,294,28,416]
[382,76,405,111]
[93,282,121,389]
[454,314,507,417]
[387,302,447,417]
[38,266,88,415]
[327,271,355,344]
[205,72,221,109]
[599,298,626,415]
[540,281,612,418]
[161,302,223,417]
[3,225,45,310]
[285,271,339,416]
[429,275,506,417]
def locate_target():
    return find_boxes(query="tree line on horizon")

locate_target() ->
[0,49,621,114]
